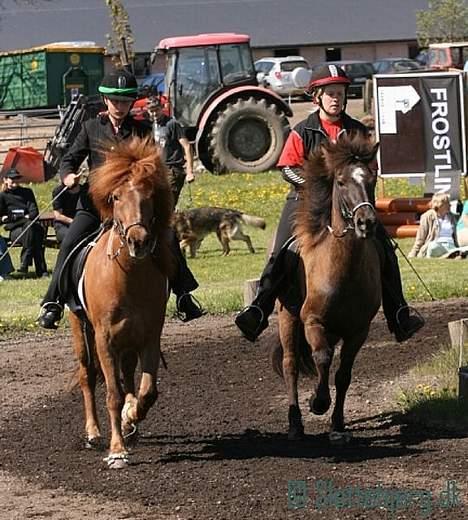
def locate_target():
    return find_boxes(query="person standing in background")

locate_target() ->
[147,98,194,207]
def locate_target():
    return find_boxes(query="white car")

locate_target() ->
[255,56,311,98]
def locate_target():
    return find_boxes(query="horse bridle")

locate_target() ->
[107,215,157,259]
[327,182,375,238]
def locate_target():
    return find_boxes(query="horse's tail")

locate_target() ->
[240,213,266,230]
[271,328,316,379]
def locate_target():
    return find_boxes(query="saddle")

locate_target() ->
[57,226,107,320]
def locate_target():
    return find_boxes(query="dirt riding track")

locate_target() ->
[1,299,467,520]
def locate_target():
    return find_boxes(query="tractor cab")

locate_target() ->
[157,33,257,127]
[152,33,291,173]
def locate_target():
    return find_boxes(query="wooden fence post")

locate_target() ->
[448,319,468,402]
[243,278,259,307]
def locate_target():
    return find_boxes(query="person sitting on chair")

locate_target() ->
[52,182,81,245]
[235,64,424,344]
[0,235,14,281]
[0,168,47,278]
[38,68,204,329]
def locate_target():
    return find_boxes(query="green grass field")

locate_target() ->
[1,172,467,333]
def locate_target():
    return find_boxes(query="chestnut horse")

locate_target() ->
[274,134,381,443]
[69,136,173,468]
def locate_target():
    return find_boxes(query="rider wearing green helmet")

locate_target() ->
[98,69,139,101]
[38,69,204,329]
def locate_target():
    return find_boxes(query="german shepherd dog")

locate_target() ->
[172,206,266,257]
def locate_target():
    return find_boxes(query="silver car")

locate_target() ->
[255,56,311,98]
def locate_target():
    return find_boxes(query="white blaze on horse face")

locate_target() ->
[351,165,367,185]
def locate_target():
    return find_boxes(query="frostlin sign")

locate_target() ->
[374,72,466,199]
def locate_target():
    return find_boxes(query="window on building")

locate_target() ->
[326,47,341,61]
[274,48,300,57]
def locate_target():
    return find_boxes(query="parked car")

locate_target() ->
[311,60,374,98]
[254,56,311,98]
[373,58,424,74]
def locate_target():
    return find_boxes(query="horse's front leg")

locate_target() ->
[95,332,127,469]
[121,341,160,439]
[70,314,101,449]
[331,330,368,439]
[278,308,303,440]
[301,307,333,416]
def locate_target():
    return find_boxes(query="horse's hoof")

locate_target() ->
[121,401,139,442]
[84,436,103,450]
[309,397,331,415]
[329,430,352,445]
[103,452,129,469]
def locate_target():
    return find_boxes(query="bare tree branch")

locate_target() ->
[105,0,135,71]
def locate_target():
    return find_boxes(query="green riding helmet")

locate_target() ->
[98,69,138,101]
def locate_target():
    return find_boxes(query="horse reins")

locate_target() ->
[325,183,436,301]
[0,168,87,263]
[327,185,376,238]
[0,183,70,264]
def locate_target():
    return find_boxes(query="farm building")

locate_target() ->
[0,0,431,76]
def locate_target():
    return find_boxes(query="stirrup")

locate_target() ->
[235,304,267,341]
[38,301,64,319]
[175,293,205,322]
[240,304,265,328]
[395,305,425,328]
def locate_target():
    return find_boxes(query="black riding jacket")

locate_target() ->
[59,113,152,212]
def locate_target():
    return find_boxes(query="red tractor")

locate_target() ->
[13,33,296,182]
[149,33,293,173]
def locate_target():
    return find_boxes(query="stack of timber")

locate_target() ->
[376,197,431,238]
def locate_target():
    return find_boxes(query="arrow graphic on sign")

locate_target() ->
[377,85,421,134]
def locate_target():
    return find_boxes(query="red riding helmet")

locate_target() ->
[308,64,351,90]
[307,64,351,112]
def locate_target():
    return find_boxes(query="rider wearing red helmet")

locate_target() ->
[235,64,424,344]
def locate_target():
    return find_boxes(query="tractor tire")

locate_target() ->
[209,97,289,173]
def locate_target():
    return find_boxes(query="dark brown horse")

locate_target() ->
[69,136,174,468]
[274,134,381,443]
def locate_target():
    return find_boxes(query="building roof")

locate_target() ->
[0,0,430,53]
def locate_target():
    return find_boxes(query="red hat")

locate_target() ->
[308,64,351,90]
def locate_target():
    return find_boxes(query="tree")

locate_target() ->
[416,0,468,46]
[105,0,134,70]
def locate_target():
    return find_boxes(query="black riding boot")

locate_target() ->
[168,230,204,322]
[235,238,293,342]
[377,223,424,342]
